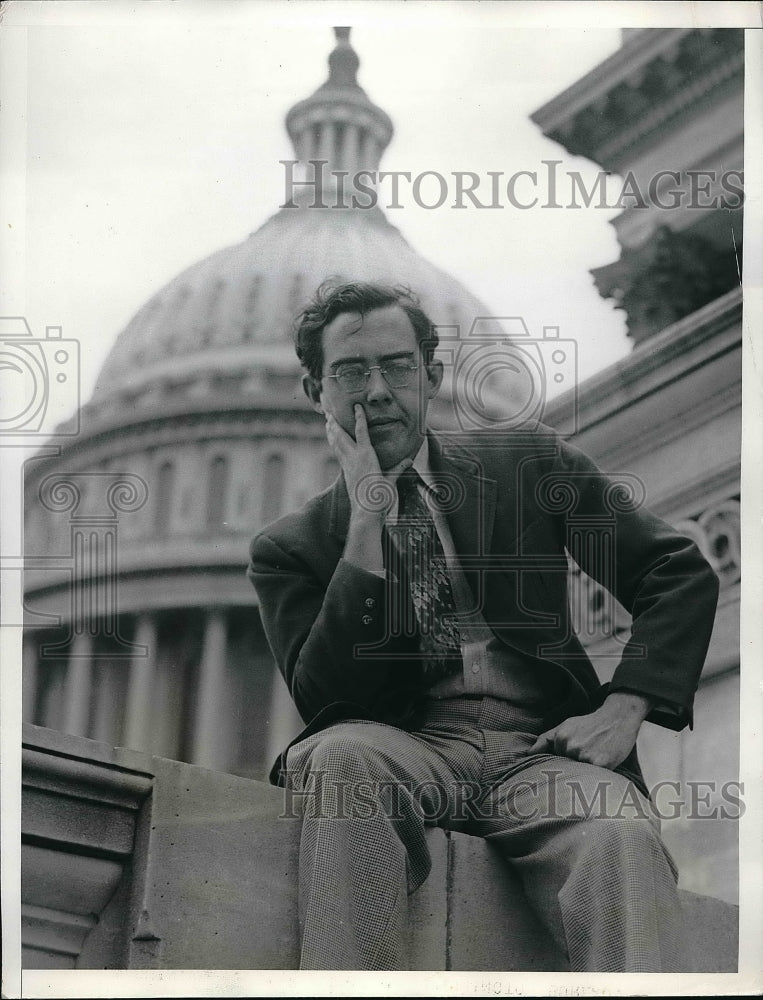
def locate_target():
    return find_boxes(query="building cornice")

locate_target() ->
[547,286,742,436]
[532,29,687,134]
[24,564,257,619]
[25,405,325,485]
[531,29,744,171]
[594,54,743,171]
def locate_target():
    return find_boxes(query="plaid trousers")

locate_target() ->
[284,696,686,972]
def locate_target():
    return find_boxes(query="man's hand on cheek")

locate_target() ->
[325,404,411,518]
[325,403,381,479]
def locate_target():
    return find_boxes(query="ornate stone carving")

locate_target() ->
[569,497,740,648]
[567,556,632,646]
[675,499,740,589]
[592,225,742,345]
[551,28,744,162]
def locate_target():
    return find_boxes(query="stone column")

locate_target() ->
[318,120,335,163]
[365,136,381,172]
[264,668,303,773]
[123,614,158,751]
[61,632,94,736]
[292,128,307,165]
[22,636,38,724]
[191,610,228,771]
[344,123,361,177]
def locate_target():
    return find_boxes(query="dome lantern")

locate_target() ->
[326,27,360,87]
[285,27,393,179]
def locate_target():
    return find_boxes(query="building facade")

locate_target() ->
[536,27,743,902]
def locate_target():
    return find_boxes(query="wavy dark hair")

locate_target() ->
[294,280,439,381]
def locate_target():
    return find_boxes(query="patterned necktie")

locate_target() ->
[394,469,462,681]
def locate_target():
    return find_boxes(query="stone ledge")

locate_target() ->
[21,725,738,971]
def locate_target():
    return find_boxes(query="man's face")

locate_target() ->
[305,304,443,470]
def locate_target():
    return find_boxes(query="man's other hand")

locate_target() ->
[526,691,653,770]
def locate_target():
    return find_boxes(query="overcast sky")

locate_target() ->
[1,1,755,412]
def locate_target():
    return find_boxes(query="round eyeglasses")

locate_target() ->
[326,361,419,394]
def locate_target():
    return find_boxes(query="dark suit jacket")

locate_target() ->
[248,427,720,788]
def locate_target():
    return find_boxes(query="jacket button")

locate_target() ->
[361,615,373,625]
[365,598,375,608]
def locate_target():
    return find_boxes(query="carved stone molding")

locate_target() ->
[25,405,324,483]
[21,728,153,969]
[592,225,742,345]
[567,557,632,645]
[675,498,740,589]
[570,496,739,646]
[536,29,744,169]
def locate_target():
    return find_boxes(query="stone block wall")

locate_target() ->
[20,725,738,972]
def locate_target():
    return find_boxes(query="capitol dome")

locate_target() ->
[88,25,494,429]
[90,206,492,417]
[22,27,509,781]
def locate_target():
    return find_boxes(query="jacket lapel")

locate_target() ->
[327,434,499,557]
[428,434,497,602]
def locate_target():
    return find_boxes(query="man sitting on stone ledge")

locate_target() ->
[247,280,719,972]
